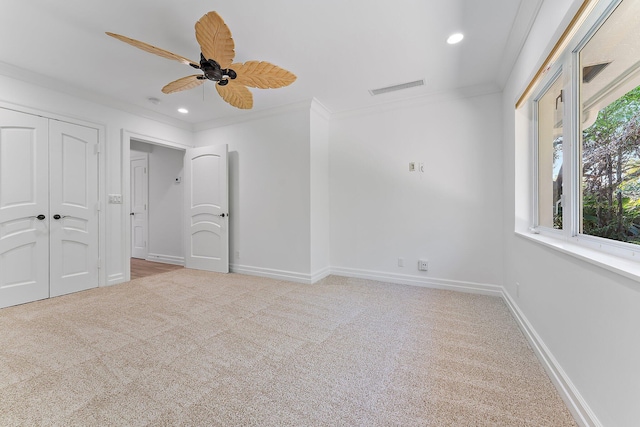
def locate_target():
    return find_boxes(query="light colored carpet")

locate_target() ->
[0,270,577,426]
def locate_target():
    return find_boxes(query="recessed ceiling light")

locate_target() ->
[447,33,464,44]
[178,108,189,114]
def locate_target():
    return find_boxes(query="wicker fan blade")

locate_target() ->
[195,12,235,69]
[162,75,204,94]
[106,32,198,66]
[232,61,297,89]
[215,81,253,109]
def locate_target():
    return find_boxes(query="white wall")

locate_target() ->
[195,106,313,281]
[503,0,640,425]
[0,72,193,285]
[310,101,331,278]
[147,144,184,262]
[130,141,184,263]
[329,92,504,291]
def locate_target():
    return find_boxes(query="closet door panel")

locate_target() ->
[49,120,99,297]
[0,109,50,308]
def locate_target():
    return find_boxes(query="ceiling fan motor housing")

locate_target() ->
[197,54,236,85]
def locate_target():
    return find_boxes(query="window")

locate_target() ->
[536,72,564,230]
[579,0,640,244]
[531,0,640,259]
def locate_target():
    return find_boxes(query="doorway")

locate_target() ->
[121,130,229,282]
[129,139,185,275]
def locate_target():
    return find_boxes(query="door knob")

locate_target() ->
[29,214,46,220]
[130,212,135,216]
[53,214,67,220]
[218,213,228,218]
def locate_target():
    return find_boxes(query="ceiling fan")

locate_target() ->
[106,11,296,109]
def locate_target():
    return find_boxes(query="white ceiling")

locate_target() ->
[0,0,541,127]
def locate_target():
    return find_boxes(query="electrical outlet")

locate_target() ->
[398,257,404,267]
[418,259,428,271]
[409,162,416,172]
[235,250,240,259]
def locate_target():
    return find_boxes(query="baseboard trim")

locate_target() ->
[230,264,315,284]
[105,273,125,286]
[501,290,602,427]
[311,266,332,283]
[146,253,185,266]
[330,266,503,296]
[227,264,502,294]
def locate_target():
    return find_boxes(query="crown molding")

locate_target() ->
[193,98,318,131]
[310,98,332,121]
[497,0,545,88]
[0,61,193,131]
[330,83,502,121]
[2,59,503,131]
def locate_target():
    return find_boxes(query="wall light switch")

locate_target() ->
[108,194,123,204]
[409,162,416,172]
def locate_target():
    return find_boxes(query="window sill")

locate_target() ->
[515,230,640,286]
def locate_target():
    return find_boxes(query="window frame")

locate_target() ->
[532,67,565,234]
[529,0,640,269]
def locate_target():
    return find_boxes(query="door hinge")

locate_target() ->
[96,201,102,212]
[94,144,100,154]
[97,259,101,270]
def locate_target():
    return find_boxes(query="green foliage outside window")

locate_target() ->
[582,85,640,243]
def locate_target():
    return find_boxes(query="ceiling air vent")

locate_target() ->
[369,79,425,96]
[583,62,611,83]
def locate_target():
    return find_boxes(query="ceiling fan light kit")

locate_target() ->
[106,11,296,110]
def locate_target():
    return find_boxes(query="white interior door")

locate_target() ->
[130,156,148,259]
[0,109,50,308]
[184,144,228,272]
[49,120,99,297]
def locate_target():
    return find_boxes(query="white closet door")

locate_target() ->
[0,109,50,308]
[49,120,99,297]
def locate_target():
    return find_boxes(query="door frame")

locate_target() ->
[0,102,106,289]
[121,130,188,282]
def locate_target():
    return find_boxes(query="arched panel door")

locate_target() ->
[0,109,49,308]
[49,120,99,297]
[184,144,228,272]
